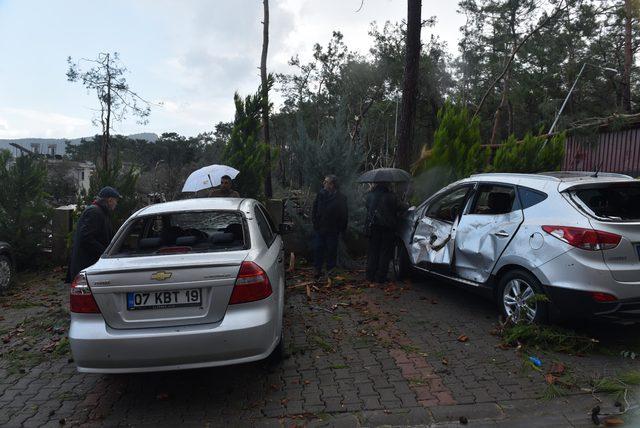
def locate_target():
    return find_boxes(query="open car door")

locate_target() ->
[411,185,474,271]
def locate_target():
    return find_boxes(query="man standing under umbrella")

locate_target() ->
[312,175,348,280]
[365,182,406,284]
[209,175,240,197]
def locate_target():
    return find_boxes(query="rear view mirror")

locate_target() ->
[278,222,294,235]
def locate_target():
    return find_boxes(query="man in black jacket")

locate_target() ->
[66,186,120,282]
[365,183,405,284]
[312,175,348,280]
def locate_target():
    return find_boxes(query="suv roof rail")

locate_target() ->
[470,172,560,181]
[539,171,633,179]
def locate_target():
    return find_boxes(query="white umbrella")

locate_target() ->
[181,164,239,193]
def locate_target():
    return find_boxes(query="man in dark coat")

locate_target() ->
[365,183,406,284]
[312,175,348,280]
[66,186,120,282]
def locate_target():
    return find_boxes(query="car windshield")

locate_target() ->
[571,183,640,221]
[109,210,248,257]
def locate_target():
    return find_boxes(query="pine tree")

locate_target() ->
[0,151,51,268]
[223,91,268,199]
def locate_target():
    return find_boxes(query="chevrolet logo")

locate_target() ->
[151,271,172,281]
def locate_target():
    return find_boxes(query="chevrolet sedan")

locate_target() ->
[69,198,286,373]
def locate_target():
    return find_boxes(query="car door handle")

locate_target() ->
[494,231,510,238]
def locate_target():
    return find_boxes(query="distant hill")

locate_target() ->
[0,133,158,156]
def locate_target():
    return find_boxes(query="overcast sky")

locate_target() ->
[0,0,463,139]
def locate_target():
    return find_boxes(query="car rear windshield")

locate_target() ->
[109,210,248,257]
[570,183,640,222]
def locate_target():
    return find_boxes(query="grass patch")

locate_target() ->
[310,335,334,353]
[400,344,421,354]
[330,364,347,370]
[500,322,598,354]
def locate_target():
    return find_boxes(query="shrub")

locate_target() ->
[0,151,52,268]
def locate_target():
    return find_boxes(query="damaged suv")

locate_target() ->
[394,172,640,323]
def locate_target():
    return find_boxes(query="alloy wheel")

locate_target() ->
[502,278,537,323]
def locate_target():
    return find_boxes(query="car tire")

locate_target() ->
[497,269,548,324]
[0,255,12,291]
[393,241,411,281]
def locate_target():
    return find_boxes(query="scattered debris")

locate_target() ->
[457,335,469,343]
[528,356,542,367]
[459,416,469,425]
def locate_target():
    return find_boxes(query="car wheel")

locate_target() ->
[498,270,548,324]
[0,255,12,291]
[393,241,411,281]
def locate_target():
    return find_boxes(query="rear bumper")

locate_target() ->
[69,298,280,373]
[545,285,640,322]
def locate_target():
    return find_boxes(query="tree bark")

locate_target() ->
[261,0,273,198]
[624,0,633,112]
[490,63,512,145]
[104,53,111,169]
[396,0,422,171]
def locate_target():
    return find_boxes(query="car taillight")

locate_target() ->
[590,292,618,302]
[542,226,621,251]
[229,261,273,305]
[70,273,101,313]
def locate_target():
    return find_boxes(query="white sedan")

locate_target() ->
[69,198,286,373]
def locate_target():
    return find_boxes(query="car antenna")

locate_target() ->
[592,161,603,178]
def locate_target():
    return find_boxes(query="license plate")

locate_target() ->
[127,289,202,310]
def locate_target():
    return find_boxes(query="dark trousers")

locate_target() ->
[313,231,339,275]
[366,227,395,283]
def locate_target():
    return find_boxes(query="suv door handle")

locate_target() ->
[494,231,510,238]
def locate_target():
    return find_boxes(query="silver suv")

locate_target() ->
[394,172,640,323]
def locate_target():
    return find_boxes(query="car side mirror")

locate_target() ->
[278,222,294,235]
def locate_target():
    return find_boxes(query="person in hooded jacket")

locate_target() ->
[312,175,348,280]
[365,182,407,284]
[66,186,120,282]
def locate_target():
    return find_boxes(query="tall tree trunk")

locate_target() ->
[261,0,273,198]
[490,66,511,145]
[104,53,111,169]
[396,0,422,171]
[624,0,633,112]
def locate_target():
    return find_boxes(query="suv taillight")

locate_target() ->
[229,261,272,305]
[70,273,101,313]
[542,226,622,251]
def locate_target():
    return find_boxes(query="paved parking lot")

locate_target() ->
[1,267,640,427]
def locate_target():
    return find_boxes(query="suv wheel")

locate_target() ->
[393,241,411,281]
[0,255,12,290]
[498,269,548,324]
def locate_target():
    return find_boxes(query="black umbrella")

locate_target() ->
[356,168,412,183]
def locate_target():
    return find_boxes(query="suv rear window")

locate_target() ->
[571,183,640,221]
[109,211,248,257]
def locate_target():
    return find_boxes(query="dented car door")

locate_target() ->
[454,184,523,283]
[411,185,473,270]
